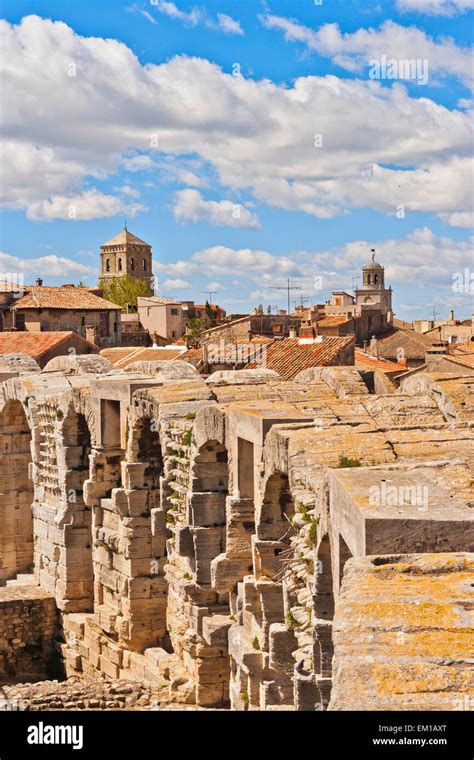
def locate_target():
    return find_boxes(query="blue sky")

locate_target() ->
[0,0,473,318]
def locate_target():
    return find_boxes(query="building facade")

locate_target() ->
[99,227,154,293]
[11,286,122,348]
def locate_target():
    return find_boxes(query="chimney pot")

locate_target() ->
[35,278,43,287]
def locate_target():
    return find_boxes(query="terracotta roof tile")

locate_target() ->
[317,316,352,328]
[0,331,90,359]
[12,287,120,311]
[101,346,185,368]
[101,229,150,247]
[374,328,437,360]
[244,336,354,380]
[354,349,403,373]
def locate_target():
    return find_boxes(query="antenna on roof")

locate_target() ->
[124,218,127,231]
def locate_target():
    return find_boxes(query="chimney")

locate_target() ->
[449,309,454,322]
[35,278,43,287]
[289,326,297,339]
[85,325,97,345]
[369,335,379,359]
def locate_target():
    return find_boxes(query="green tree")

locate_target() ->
[205,300,217,327]
[186,317,205,348]
[100,275,151,310]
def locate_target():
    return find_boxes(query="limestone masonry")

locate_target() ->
[0,355,472,710]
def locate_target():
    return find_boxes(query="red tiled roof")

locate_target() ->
[244,336,354,380]
[249,335,277,345]
[317,316,352,328]
[0,331,91,358]
[12,287,120,311]
[445,350,474,369]
[101,229,150,247]
[354,349,404,373]
[180,347,206,369]
[374,328,437,360]
[101,346,185,368]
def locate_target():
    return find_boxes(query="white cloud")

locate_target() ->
[215,14,244,36]
[1,16,472,227]
[156,245,302,278]
[26,190,147,221]
[0,251,93,277]
[161,278,192,289]
[122,155,156,172]
[172,189,260,228]
[439,211,474,228]
[151,2,243,34]
[396,0,474,15]
[206,281,223,291]
[260,16,473,86]
[151,1,202,25]
[127,4,158,24]
[158,157,210,187]
[114,184,140,198]
[156,229,473,304]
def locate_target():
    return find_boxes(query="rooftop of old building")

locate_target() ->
[0,331,98,359]
[244,335,355,380]
[101,229,150,248]
[11,286,120,311]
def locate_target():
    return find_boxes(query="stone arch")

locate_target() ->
[257,472,295,542]
[70,389,99,449]
[0,399,34,582]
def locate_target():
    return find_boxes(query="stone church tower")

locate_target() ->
[99,227,154,293]
[355,250,392,317]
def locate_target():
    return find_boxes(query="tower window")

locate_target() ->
[118,258,122,272]
[106,258,111,273]
[374,274,378,285]
[142,259,147,271]
[130,257,135,271]
[367,274,371,285]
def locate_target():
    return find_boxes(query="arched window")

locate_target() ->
[105,258,111,273]
[142,258,147,271]
[367,273,371,285]
[118,258,122,272]
[130,257,135,271]
[374,274,378,285]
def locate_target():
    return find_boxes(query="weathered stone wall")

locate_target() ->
[329,553,474,711]
[0,586,57,681]
[0,400,34,582]
[0,361,472,710]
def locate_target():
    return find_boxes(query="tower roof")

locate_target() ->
[363,250,383,270]
[101,229,150,248]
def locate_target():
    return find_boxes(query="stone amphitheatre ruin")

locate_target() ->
[0,352,472,711]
